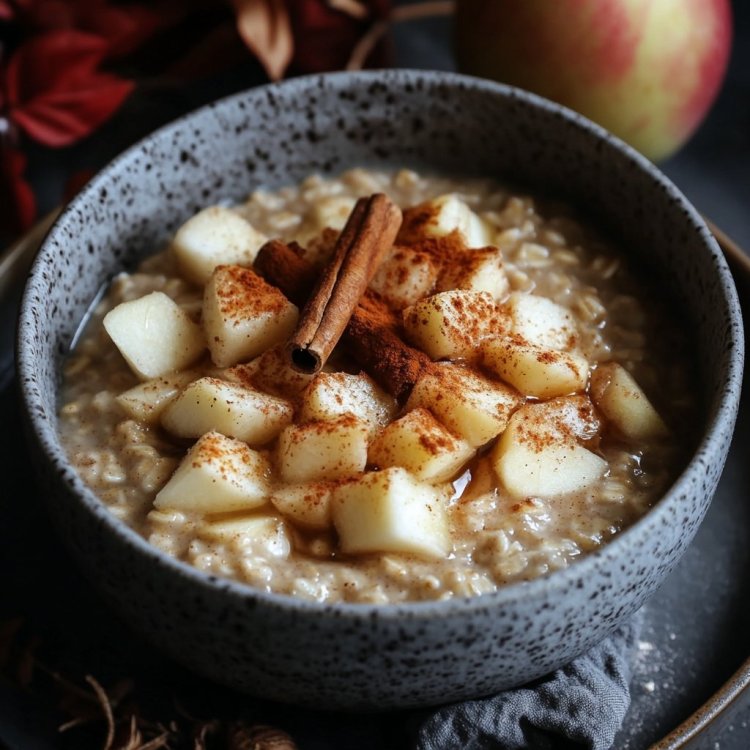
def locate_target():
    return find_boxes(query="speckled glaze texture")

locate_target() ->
[17,71,744,710]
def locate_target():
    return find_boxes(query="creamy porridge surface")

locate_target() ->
[58,168,694,604]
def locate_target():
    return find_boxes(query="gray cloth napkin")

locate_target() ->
[416,611,643,750]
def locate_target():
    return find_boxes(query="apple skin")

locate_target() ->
[455,0,732,162]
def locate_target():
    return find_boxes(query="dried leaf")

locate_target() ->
[5,30,134,147]
[233,0,294,81]
[327,0,369,20]
[9,0,164,59]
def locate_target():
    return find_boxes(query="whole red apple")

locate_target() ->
[455,0,732,162]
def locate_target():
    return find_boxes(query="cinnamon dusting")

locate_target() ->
[255,239,430,400]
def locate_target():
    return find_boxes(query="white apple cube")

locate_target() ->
[438,247,509,300]
[172,206,267,285]
[161,376,293,446]
[223,344,314,398]
[402,290,505,360]
[154,431,270,513]
[525,395,602,443]
[402,194,491,248]
[203,265,298,368]
[276,415,369,483]
[590,363,669,439]
[369,408,474,483]
[369,246,439,309]
[406,363,523,447]
[299,372,397,432]
[308,195,357,232]
[116,371,196,424]
[482,336,589,398]
[103,291,205,380]
[200,515,291,558]
[331,467,451,559]
[295,227,339,268]
[270,482,335,531]
[491,410,607,499]
[507,293,579,350]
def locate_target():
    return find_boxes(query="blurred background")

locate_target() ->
[1,0,748,250]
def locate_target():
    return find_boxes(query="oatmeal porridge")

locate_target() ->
[58,168,694,604]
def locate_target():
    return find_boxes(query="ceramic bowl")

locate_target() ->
[17,70,744,710]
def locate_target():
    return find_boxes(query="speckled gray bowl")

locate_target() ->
[17,71,744,710]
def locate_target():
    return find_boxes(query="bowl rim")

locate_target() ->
[18,68,745,620]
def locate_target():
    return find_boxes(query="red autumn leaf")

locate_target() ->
[4,30,134,148]
[232,0,294,81]
[63,2,164,59]
[0,144,36,236]
[7,0,164,59]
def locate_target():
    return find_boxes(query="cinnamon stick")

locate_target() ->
[285,193,402,374]
[255,239,430,400]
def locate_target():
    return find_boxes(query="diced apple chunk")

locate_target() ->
[482,336,589,398]
[103,291,205,380]
[438,247,509,300]
[223,344,314,398]
[299,372,397,432]
[116,371,196,423]
[154,431,270,513]
[491,408,607,499]
[270,482,335,531]
[590,363,668,439]
[525,395,603,444]
[403,290,506,360]
[369,408,474,483]
[369,246,439,309]
[332,467,451,559]
[173,206,267,285]
[308,195,357,233]
[401,195,491,248]
[161,376,293,446]
[203,265,298,368]
[276,415,369,483]
[507,293,578,350]
[200,515,290,558]
[296,227,339,268]
[406,363,522,447]
[458,456,496,503]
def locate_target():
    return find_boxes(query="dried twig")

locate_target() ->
[85,675,116,750]
[346,0,455,70]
